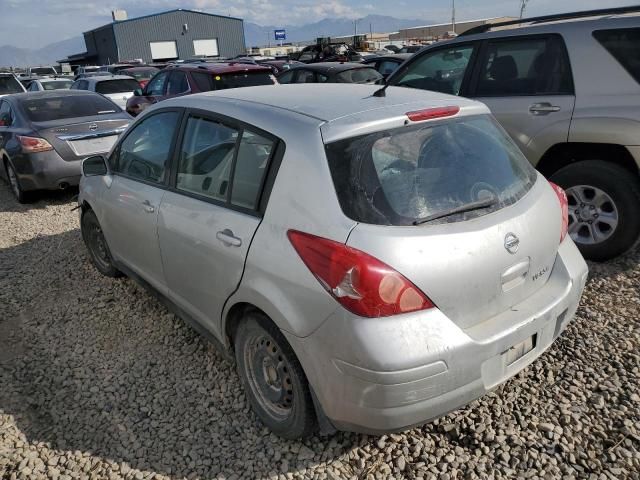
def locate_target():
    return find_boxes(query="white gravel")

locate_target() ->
[0,185,639,480]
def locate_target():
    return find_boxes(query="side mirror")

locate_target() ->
[133,88,143,96]
[82,155,108,176]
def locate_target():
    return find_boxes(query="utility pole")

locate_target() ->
[452,0,456,34]
[520,0,529,19]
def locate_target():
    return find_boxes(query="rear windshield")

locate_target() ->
[325,115,537,226]
[191,71,275,91]
[0,76,24,94]
[31,67,56,76]
[95,79,140,94]
[593,28,640,84]
[43,80,73,90]
[336,68,383,83]
[126,69,158,80]
[21,95,120,122]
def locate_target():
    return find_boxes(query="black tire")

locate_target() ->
[81,209,121,277]
[550,160,640,261]
[234,311,316,439]
[5,161,28,204]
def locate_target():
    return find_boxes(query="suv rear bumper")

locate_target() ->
[285,238,588,434]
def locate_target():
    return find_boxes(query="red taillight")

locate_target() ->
[17,135,53,153]
[549,182,569,242]
[406,105,460,122]
[287,230,435,318]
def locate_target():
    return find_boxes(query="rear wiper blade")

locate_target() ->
[413,197,498,225]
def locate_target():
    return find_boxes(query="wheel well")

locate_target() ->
[80,200,94,214]
[536,143,639,178]
[224,302,266,349]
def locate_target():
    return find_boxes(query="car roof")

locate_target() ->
[8,90,100,101]
[291,62,375,73]
[167,62,272,74]
[165,84,486,123]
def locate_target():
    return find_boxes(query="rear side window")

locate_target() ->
[0,76,24,94]
[20,95,120,122]
[336,68,383,83]
[295,70,315,83]
[475,36,573,96]
[191,72,215,91]
[593,28,640,84]
[95,79,140,94]
[231,130,274,209]
[167,71,190,94]
[325,115,537,226]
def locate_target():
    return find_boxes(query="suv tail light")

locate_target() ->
[287,230,435,318]
[549,182,569,242]
[17,135,53,153]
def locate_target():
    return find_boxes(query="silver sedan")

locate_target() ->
[78,84,588,438]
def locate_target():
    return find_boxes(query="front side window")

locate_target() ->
[166,71,190,95]
[593,28,640,84]
[145,71,169,96]
[391,44,475,95]
[276,70,294,84]
[115,111,180,184]
[325,115,537,226]
[476,36,573,96]
[177,116,239,201]
[295,70,315,83]
[378,60,400,76]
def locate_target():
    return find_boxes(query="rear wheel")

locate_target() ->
[234,311,316,439]
[81,209,121,277]
[550,160,640,261]
[5,161,28,203]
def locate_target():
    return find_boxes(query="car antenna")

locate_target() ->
[372,81,389,97]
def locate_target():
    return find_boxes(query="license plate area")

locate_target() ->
[68,135,118,156]
[504,334,537,365]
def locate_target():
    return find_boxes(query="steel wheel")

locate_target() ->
[566,185,618,245]
[86,222,112,271]
[243,331,295,420]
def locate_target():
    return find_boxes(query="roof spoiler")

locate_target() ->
[461,5,640,36]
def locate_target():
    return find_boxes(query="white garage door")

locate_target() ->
[193,39,219,57]
[150,41,178,60]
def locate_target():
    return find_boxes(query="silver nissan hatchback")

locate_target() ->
[78,84,588,439]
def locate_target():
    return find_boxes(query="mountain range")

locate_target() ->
[0,14,431,67]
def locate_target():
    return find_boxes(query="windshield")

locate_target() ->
[95,79,140,94]
[0,76,24,94]
[336,68,383,84]
[21,95,120,122]
[42,80,73,90]
[325,115,537,226]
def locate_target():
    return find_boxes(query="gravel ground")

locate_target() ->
[0,184,639,480]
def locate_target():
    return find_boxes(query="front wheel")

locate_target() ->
[550,160,640,261]
[234,312,316,439]
[81,209,121,277]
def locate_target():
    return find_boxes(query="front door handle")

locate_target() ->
[141,199,155,213]
[529,102,561,115]
[216,229,242,247]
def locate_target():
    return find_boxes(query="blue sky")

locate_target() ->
[0,0,637,49]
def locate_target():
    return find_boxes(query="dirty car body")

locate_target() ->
[78,84,588,437]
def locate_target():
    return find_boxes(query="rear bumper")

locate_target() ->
[285,238,588,434]
[13,150,81,191]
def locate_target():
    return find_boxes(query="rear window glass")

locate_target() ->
[325,115,537,226]
[217,71,275,89]
[126,69,158,80]
[95,79,140,94]
[336,68,383,83]
[21,95,120,122]
[31,67,56,76]
[42,80,73,90]
[0,76,24,95]
[593,28,640,84]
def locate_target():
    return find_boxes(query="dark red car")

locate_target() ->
[120,66,160,89]
[125,62,276,116]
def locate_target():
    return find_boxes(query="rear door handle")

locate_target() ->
[216,229,242,247]
[529,103,561,115]
[141,199,155,213]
